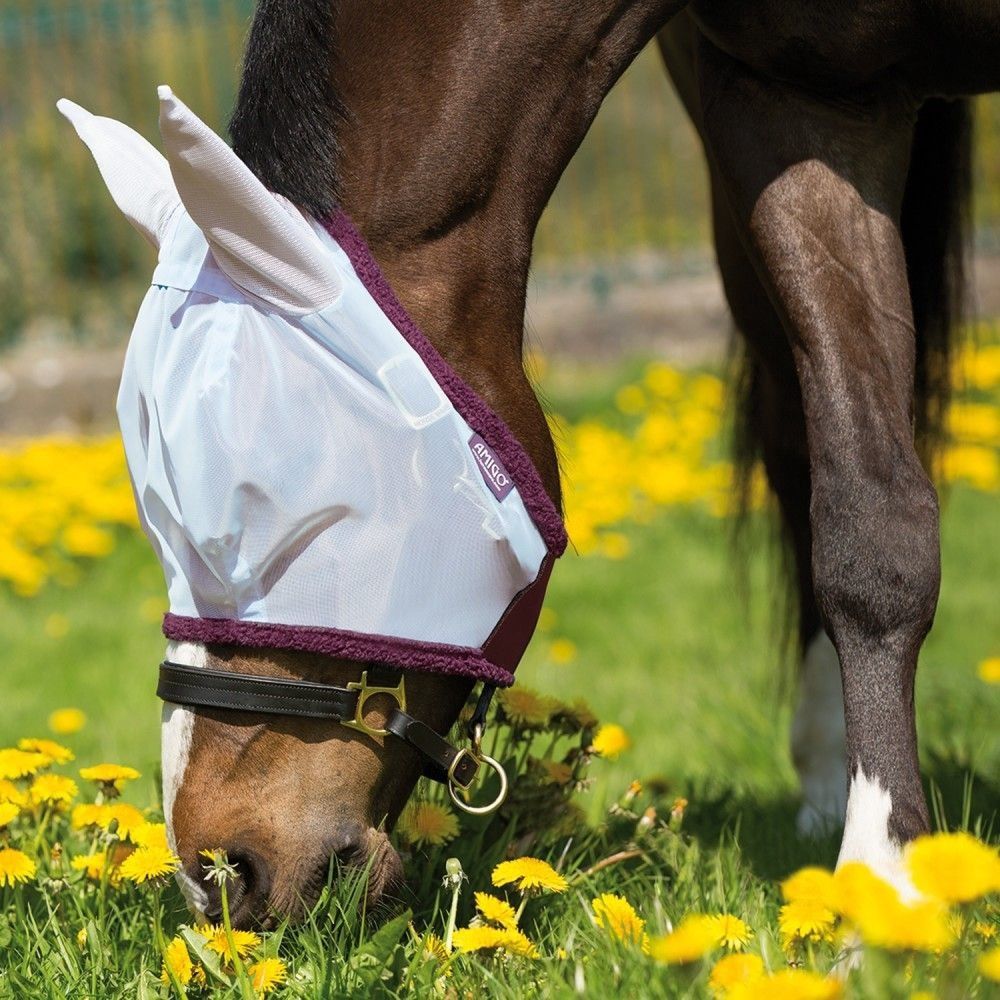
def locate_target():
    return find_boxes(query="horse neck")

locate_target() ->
[327,0,688,500]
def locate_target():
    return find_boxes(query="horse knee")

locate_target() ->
[812,468,940,653]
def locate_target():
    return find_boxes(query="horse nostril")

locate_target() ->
[201,849,272,929]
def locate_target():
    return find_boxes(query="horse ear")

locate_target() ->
[57,99,181,249]
[157,86,340,313]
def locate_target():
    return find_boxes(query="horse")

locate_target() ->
[81,0,998,927]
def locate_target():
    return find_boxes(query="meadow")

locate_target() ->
[0,349,998,998]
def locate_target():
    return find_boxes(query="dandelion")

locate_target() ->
[198,924,261,960]
[649,914,720,964]
[106,803,148,839]
[496,687,559,729]
[979,657,1000,684]
[710,914,751,951]
[76,927,88,949]
[539,759,573,786]
[905,831,1000,903]
[725,969,841,1000]
[29,773,78,806]
[709,953,764,994]
[591,893,647,948]
[590,723,630,759]
[452,926,538,958]
[118,844,180,883]
[18,738,74,764]
[980,946,1000,983]
[778,899,836,945]
[492,857,569,894]
[555,699,598,732]
[0,847,36,887]
[48,708,86,735]
[549,638,578,664]
[397,801,459,847]
[160,936,195,986]
[248,957,287,993]
[0,802,20,827]
[421,932,449,963]
[71,852,108,881]
[975,921,998,942]
[71,803,110,830]
[79,763,140,790]
[0,748,51,779]
[781,867,838,908]
[475,892,518,931]
[0,780,26,806]
[131,822,169,850]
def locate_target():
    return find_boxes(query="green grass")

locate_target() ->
[0,364,998,997]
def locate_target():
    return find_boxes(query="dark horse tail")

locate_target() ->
[733,97,973,645]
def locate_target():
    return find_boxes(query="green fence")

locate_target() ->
[2,0,1000,351]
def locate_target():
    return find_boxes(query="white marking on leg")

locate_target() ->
[161,640,208,913]
[791,631,848,836]
[837,766,917,900]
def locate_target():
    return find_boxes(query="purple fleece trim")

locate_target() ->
[163,614,516,687]
[322,209,568,557]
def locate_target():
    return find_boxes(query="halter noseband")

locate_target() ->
[157,662,508,814]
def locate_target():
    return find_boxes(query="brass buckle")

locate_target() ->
[342,671,406,739]
[448,725,508,816]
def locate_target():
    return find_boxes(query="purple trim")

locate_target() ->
[322,209,567,557]
[163,613,516,687]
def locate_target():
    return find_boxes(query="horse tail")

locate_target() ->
[228,0,345,217]
[901,97,974,462]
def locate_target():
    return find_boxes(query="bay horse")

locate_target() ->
[149,0,991,925]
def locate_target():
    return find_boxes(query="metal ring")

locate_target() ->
[448,753,508,816]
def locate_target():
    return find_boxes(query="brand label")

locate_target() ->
[469,433,514,501]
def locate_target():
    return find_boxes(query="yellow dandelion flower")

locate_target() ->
[48,708,86,735]
[76,927,88,949]
[649,914,720,964]
[599,533,631,560]
[778,899,836,945]
[559,700,599,732]
[592,893,647,948]
[248,957,287,993]
[79,763,140,787]
[615,384,647,415]
[421,932,449,963]
[709,953,764,994]
[29,773,78,806]
[71,852,108,881]
[18,739,74,764]
[72,803,110,829]
[979,658,1000,684]
[710,914,751,951]
[0,802,20,827]
[118,844,180,883]
[497,687,559,728]
[0,847,36,887]
[160,936,194,986]
[492,857,568,894]
[397,801,459,847]
[452,926,538,958]
[0,780,27,807]
[197,924,261,960]
[781,867,838,908]
[475,892,518,931]
[131,822,169,850]
[975,921,997,942]
[549,638,578,665]
[590,723,630,759]
[0,748,52,779]
[726,969,841,1000]
[905,831,1000,903]
[97,803,147,839]
[980,946,1000,983]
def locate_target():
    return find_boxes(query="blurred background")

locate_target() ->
[1,1,997,853]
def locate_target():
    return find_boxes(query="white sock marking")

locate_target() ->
[837,766,918,900]
[791,631,848,836]
[161,640,208,912]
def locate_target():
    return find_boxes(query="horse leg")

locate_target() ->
[697,39,937,890]
[659,17,846,836]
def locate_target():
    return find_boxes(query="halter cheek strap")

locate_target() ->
[157,661,488,790]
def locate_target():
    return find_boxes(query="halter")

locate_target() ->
[157,662,509,814]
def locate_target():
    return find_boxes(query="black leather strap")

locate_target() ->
[157,661,479,789]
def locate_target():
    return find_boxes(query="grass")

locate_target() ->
[0,357,998,997]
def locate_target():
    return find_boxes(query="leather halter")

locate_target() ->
[157,662,505,807]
